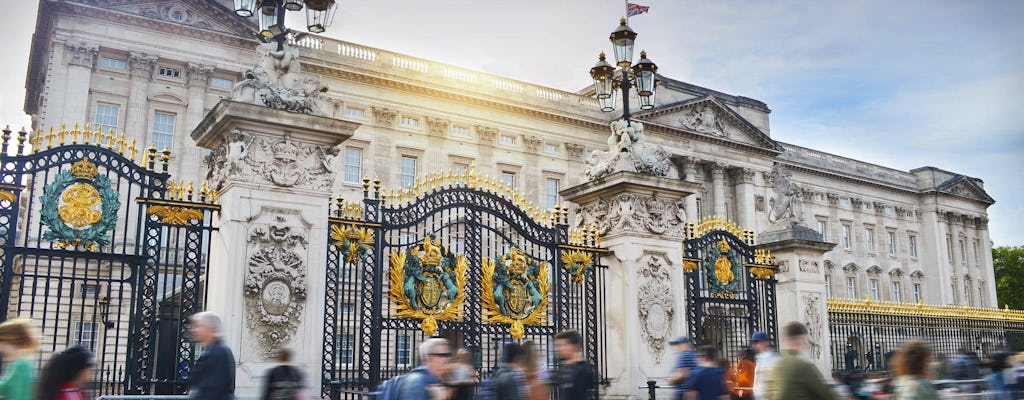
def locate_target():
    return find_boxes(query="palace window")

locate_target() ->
[973,239,980,264]
[338,334,355,365]
[865,228,874,253]
[95,103,120,133]
[151,112,175,150]
[814,193,824,202]
[499,134,516,145]
[545,178,559,209]
[500,171,516,189]
[892,282,902,302]
[544,143,560,153]
[909,235,918,258]
[959,238,967,264]
[100,57,126,70]
[453,163,469,174]
[157,66,181,78]
[887,231,896,256]
[825,275,832,298]
[842,224,851,249]
[846,277,856,298]
[343,147,362,184]
[964,284,972,306]
[695,199,703,220]
[341,303,354,315]
[817,220,827,241]
[869,279,879,300]
[946,235,954,263]
[75,321,98,351]
[396,335,412,366]
[210,77,233,90]
[400,116,419,127]
[452,126,471,137]
[345,107,365,118]
[400,156,417,188]
[80,284,100,298]
[913,283,922,304]
[840,198,851,207]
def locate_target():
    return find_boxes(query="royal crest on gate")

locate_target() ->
[389,234,468,335]
[483,246,549,338]
[39,158,120,250]
[705,238,743,297]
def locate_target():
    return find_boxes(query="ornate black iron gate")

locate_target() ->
[322,168,607,397]
[0,125,218,394]
[682,217,778,362]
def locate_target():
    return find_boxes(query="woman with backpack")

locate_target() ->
[262,349,305,400]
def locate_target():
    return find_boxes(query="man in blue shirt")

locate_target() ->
[667,336,696,400]
[682,346,729,400]
[398,337,453,400]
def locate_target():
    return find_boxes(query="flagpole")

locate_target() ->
[624,0,629,23]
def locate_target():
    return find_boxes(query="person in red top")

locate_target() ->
[37,345,95,400]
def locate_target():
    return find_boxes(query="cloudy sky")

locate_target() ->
[0,1,1021,245]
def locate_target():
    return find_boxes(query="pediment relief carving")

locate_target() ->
[644,97,769,148]
[101,1,251,36]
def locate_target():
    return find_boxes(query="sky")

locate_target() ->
[0,0,1021,245]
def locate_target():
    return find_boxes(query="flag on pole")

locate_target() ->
[626,2,650,17]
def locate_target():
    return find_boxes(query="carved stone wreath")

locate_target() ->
[204,130,339,192]
[638,255,674,363]
[244,224,309,356]
[574,192,688,237]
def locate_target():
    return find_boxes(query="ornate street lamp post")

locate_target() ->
[233,0,339,50]
[589,18,659,124]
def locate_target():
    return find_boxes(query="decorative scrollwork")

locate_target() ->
[482,246,549,338]
[146,206,204,225]
[388,235,468,336]
[560,249,593,284]
[683,259,699,274]
[704,238,742,298]
[39,158,121,250]
[330,224,374,264]
[0,191,15,203]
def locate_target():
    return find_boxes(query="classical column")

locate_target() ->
[126,52,157,146]
[181,63,213,182]
[683,158,701,222]
[977,218,997,306]
[192,100,359,397]
[711,163,727,218]
[60,42,98,128]
[475,125,498,176]
[522,135,542,201]
[733,167,756,229]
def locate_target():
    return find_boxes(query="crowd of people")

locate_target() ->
[4,312,1024,399]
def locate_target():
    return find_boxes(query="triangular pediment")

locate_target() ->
[938,176,995,204]
[88,0,255,37]
[640,96,782,151]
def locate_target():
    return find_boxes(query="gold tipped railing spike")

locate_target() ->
[187,181,195,201]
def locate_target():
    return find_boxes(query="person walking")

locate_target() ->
[37,346,95,400]
[667,336,696,400]
[749,331,777,400]
[985,352,1012,400]
[448,348,477,400]
[0,318,39,400]
[554,331,595,400]
[681,346,729,400]
[189,311,236,400]
[762,322,836,400]
[492,343,526,400]
[398,337,452,400]
[520,341,549,400]
[261,348,305,400]
[891,340,939,400]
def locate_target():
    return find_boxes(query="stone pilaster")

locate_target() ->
[733,167,757,229]
[60,41,98,127]
[191,100,359,398]
[126,52,157,145]
[562,172,699,399]
[180,63,213,182]
[710,163,727,217]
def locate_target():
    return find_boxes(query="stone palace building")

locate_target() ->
[18,0,1000,397]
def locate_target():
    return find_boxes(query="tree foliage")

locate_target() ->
[994,245,1024,310]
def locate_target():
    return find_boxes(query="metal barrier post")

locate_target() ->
[647,380,657,400]
[329,380,342,400]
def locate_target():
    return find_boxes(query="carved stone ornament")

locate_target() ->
[425,117,450,136]
[565,143,585,161]
[680,104,728,137]
[523,135,543,154]
[64,42,98,68]
[638,254,674,363]
[574,192,688,237]
[801,292,823,361]
[372,107,398,127]
[186,62,214,87]
[777,260,790,273]
[204,129,339,192]
[244,223,309,356]
[128,52,158,77]
[799,260,820,273]
[230,40,331,116]
[476,126,498,144]
[766,163,807,227]
[584,119,680,181]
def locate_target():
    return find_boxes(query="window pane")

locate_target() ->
[888,232,896,255]
[865,229,874,252]
[95,103,119,133]
[397,335,411,365]
[400,157,417,188]
[500,172,515,189]
[151,112,175,150]
[210,77,233,89]
[101,57,126,69]
[909,235,917,257]
[545,178,559,209]
[453,163,469,174]
[344,147,362,183]
[869,279,878,300]
[847,277,855,298]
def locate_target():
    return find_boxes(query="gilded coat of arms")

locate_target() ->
[389,234,468,336]
[483,246,549,338]
[39,158,120,250]
[705,238,743,297]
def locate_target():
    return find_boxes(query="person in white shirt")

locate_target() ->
[750,331,778,400]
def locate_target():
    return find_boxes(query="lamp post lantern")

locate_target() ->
[589,18,659,124]
[234,0,339,50]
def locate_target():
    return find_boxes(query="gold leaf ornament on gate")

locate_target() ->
[714,239,735,285]
[330,224,374,264]
[40,158,121,250]
[483,246,549,339]
[389,234,467,336]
